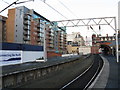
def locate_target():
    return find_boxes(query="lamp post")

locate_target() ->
[116,29,119,63]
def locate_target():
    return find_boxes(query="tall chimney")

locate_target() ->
[106,34,108,37]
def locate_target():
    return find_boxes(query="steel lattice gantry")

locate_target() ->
[53,17,116,30]
[53,17,119,63]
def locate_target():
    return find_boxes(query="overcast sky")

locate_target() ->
[0,0,120,41]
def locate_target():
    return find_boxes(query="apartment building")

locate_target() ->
[30,11,48,46]
[7,6,49,46]
[67,32,85,54]
[56,27,67,54]
[67,32,85,46]
[5,6,67,58]
[0,15,7,42]
[45,22,67,58]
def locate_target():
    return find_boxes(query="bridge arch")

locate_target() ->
[100,44,112,55]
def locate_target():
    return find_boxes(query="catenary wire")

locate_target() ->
[57,0,98,36]
[1,0,34,14]
[1,0,98,41]
[57,0,79,19]
[39,0,68,20]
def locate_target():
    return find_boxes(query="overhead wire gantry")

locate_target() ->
[53,17,119,63]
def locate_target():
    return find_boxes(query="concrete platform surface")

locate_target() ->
[2,55,82,76]
[90,54,119,89]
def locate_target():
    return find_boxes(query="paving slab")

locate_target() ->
[90,54,119,89]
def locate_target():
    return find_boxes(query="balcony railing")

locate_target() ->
[23,31,28,36]
[24,13,31,20]
[49,44,54,48]
[46,44,54,48]
[24,20,31,25]
[24,16,30,20]
[48,37,54,40]
[63,36,66,39]
[24,26,30,30]
[49,41,54,44]
[37,24,40,28]
[37,39,41,42]
[36,29,40,33]
[23,37,30,41]
[37,34,40,38]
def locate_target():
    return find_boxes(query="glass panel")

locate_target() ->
[28,15,31,20]
[28,20,30,25]
[28,30,30,35]
[33,14,39,19]
[28,25,30,30]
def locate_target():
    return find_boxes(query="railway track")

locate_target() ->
[60,54,103,89]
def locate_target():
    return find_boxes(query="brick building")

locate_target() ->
[91,34,116,54]
[67,32,85,54]
[1,6,67,58]
[0,15,7,42]
[6,6,48,45]
[45,22,67,58]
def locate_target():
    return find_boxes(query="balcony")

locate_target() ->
[60,44,63,46]
[49,44,54,48]
[37,24,40,28]
[23,36,30,41]
[24,20,31,25]
[63,36,66,39]
[46,44,53,48]
[47,30,52,33]
[49,41,54,44]
[46,32,50,36]
[37,39,41,42]
[34,27,37,31]
[23,31,28,36]
[37,34,40,38]
[24,13,31,20]
[48,34,54,37]
[36,29,40,33]
[63,39,67,42]
[60,47,63,49]
[48,37,54,40]
[38,38,43,42]
[24,26,30,30]
[24,16,30,20]
[59,40,63,43]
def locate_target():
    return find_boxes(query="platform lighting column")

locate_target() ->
[116,29,119,63]
[115,17,119,63]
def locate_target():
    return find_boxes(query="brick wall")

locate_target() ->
[91,46,99,54]
[47,52,62,58]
